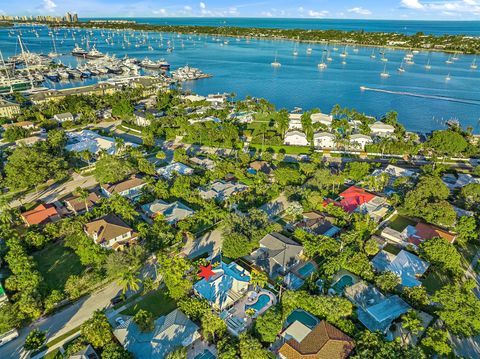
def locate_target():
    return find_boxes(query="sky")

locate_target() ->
[1,0,480,20]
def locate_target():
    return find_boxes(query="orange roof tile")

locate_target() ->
[21,204,59,226]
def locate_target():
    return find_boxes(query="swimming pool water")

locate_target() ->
[246,294,270,312]
[285,309,319,329]
[297,262,316,278]
[332,275,354,294]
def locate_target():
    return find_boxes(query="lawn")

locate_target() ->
[121,290,177,318]
[33,242,84,292]
[388,214,417,232]
[248,143,313,155]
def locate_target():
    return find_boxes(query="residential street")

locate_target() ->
[0,282,121,359]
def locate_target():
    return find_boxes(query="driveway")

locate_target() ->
[182,228,224,260]
[0,282,121,359]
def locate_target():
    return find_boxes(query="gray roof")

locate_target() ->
[371,250,429,288]
[141,199,195,224]
[113,309,199,359]
[198,180,248,201]
[248,233,303,279]
[345,281,410,333]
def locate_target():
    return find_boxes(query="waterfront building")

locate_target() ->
[349,134,373,150]
[369,121,395,137]
[313,132,336,149]
[284,131,309,146]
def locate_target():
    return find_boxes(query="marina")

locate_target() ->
[0,23,479,132]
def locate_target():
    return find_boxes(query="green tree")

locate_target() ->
[455,216,478,246]
[419,237,461,275]
[24,329,46,351]
[133,309,154,332]
[344,162,371,182]
[156,151,167,161]
[403,286,429,307]
[166,347,187,359]
[201,311,227,342]
[421,327,451,356]
[112,98,134,120]
[401,310,424,344]
[364,238,380,256]
[178,297,210,321]
[100,342,133,359]
[254,307,283,344]
[80,311,113,348]
[93,155,133,183]
[250,269,268,289]
[157,255,192,300]
[375,271,400,293]
[426,130,468,157]
[0,303,23,334]
[118,269,141,295]
[239,333,272,359]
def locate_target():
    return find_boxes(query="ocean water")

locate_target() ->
[89,17,480,36]
[1,24,479,133]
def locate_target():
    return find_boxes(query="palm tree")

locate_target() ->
[75,187,90,213]
[118,269,141,295]
[114,137,125,155]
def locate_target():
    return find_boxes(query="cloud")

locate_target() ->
[42,0,57,12]
[183,5,193,11]
[199,2,206,9]
[348,7,372,15]
[153,8,167,15]
[307,9,329,17]
[400,0,424,9]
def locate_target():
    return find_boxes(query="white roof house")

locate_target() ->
[288,119,303,131]
[198,180,248,202]
[157,162,194,179]
[442,173,480,190]
[188,116,222,125]
[182,94,207,102]
[284,131,309,146]
[141,199,195,224]
[133,111,151,127]
[313,132,336,149]
[53,112,74,123]
[349,134,373,150]
[288,113,303,121]
[189,157,216,170]
[65,130,137,155]
[311,112,333,127]
[369,121,395,136]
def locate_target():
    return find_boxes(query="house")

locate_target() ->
[345,281,410,334]
[296,211,340,237]
[84,213,137,250]
[69,344,99,359]
[2,121,36,130]
[369,121,395,137]
[113,309,200,359]
[193,261,250,311]
[349,134,373,150]
[278,320,355,359]
[182,94,207,102]
[198,180,248,202]
[188,116,222,125]
[189,156,216,170]
[406,222,456,246]
[141,199,195,224]
[101,176,146,200]
[15,135,46,147]
[311,112,333,127]
[442,173,480,191]
[65,130,137,155]
[288,116,303,131]
[330,186,389,221]
[371,165,417,182]
[133,111,151,127]
[371,250,430,287]
[248,233,303,279]
[0,99,21,118]
[21,204,60,226]
[284,131,309,146]
[206,93,228,106]
[53,112,75,123]
[249,160,273,175]
[63,189,102,215]
[157,162,194,180]
[313,132,336,149]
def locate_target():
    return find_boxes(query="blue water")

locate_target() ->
[246,294,271,312]
[284,309,319,329]
[332,275,354,294]
[2,24,480,133]
[297,262,316,277]
[88,18,480,36]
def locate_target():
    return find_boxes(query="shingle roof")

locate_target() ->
[141,199,194,223]
[101,176,145,195]
[84,214,133,244]
[279,320,355,359]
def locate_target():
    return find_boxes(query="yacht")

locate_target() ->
[370,49,376,59]
[445,55,453,64]
[271,52,281,67]
[398,60,405,72]
[306,47,313,55]
[340,46,348,58]
[445,73,451,81]
[471,56,477,70]
[71,44,88,57]
[380,52,388,62]
[380,64,390,78]
[85,45,105,59]
[425,58,432,70]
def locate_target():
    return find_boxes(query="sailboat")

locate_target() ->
[445,73,451,81]
[306,47,313,55]
[380,63,390,78]
[340,45,348,58]
[425,58,432,70]
[292,43,298,56]
[370,49,376,59]
[380,52,388,62]
[471,56,478,70]
[48,34,60,57]
[398,60,405,73]
[318,51,327,69]
[446,55,453,64]
[271,52,281,67]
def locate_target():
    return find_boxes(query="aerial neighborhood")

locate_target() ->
[0,28,480,359]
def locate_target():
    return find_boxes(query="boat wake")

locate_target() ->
[360,86,480,106]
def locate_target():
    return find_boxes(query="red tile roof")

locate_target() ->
[412,222,456,244]
[21,204,59,226]
[325,186,376,213]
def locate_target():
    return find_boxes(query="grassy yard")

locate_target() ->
[33,242,85,292]
[388,214,417,232]
[249,143,312,155]
[121,290,177,318]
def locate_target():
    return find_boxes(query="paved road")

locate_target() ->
[9,173,98,209]
[0,282,121,359]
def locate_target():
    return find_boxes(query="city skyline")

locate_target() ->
[1,0,480,21]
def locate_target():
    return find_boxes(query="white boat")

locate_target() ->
[381,64,390,78]
[306,47,312,55]
[370,49,376,59]
[445,73,451,81]
[398,60,405,72]
[445,55,453,64]
[471,56,477,70]
[271,52,281,67]
[425,58,432,70]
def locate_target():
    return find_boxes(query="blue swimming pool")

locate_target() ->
[246,294,271,312]
[285,309,319,329]
[297,262,316,278]
[332,275,354,294]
